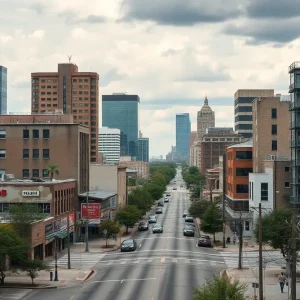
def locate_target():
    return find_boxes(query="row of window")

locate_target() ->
[23,168,49,178]
[73,103,97,108]
[32,79,57,83]
[72,85,97,90]
[72,97,97,102]
[0,129,50,140]
[204,137,241,142]
[33,98,58,102]
[23,149,50,159]
[0,202,50,214]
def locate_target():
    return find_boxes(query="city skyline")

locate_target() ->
[0,0,294,156]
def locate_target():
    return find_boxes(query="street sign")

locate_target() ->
[252,282,259,288]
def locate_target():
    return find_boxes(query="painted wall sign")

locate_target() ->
[22,190,40,197]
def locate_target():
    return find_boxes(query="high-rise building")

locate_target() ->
[102,94,139,159]
[197,96,215,140]
[138,137,149,162]
[31,63,99,162]
[98,127,121,164]
[234,89,274,139]
[0,66,7,115]
[176,113,191,160]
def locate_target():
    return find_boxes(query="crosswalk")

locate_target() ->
[48,252,106,269]
[0,288,32,300]
[220,251,286,268]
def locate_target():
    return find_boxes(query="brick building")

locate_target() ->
[31,63,99,162]
[119,156,149,178]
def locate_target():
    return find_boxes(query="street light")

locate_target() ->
[54,238,58,281]
[85,191,96,252]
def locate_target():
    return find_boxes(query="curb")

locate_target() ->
[0,285,58,290]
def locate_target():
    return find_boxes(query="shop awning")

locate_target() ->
[55,229,68,239]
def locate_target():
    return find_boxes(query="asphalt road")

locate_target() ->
[26,170,225,300]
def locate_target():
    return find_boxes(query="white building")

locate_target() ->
[98,127,121,164]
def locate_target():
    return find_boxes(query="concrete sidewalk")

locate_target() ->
[227,267,300,300]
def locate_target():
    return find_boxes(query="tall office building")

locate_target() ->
[138,137,149,162]
[102,94,139,159]
[176,113,191,160]
[31,63,99,162]
[0,66,7,115]
[234,89,274,138]
[197,96,215,140]
[98,127,121,164]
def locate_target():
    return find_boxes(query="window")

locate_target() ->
[285,182,290,188]
[249,182,251,199]
[245,221,250,231]
[33,149,39,159]
[22,169,29,178]
[0,150,6,159]
[43,129,50,139]
[271,124,277,135]
[0,130,6,139]
[285,167,290,172]
[236,168,253,176]
[23,129,29,139]
[261,183,268,201]
[42,169,49,178]
[23,149,29,159]
[236,184,249,194]
[43,149,49,159]
[272,140,277,151]
[236,151,252,160]
[33,129,39,139]
[32,169,39,177]
[271,108,277,119]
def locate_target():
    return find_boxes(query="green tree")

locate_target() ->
[20,259,49,285]
[128,187,153,215]
[189,201,211,218]
[47,164,60,180]
[254,209,300,259]
[116,205,140,234]
[101,220,121,247]
[0,227,29,284]
[151,172,167,187]
[201,204,223,242]
[193,274,247,300]
[145,182,165,200]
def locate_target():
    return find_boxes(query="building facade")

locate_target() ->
[0,114,89,195]
[119,156,149,178]
[197,96,215,140]
[252,96,291,173]
[234,89,274,139]
[0,66,7,115]
[98,127,120,164]
[31,63,99,162]
[138,137,149,162]
[102,94,139,159]
[176,113,191,161]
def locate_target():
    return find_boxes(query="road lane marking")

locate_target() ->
[160,257,165,263]
[133,260,139,264]
[172,258,177,263]
[139,244,142,248]
[147,259,153,263]
[120,261,127,264]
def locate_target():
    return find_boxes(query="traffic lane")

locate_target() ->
[25,286,81,300]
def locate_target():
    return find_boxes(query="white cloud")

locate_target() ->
[28,30,45,39]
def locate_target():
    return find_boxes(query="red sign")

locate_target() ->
[81,203,100,219]
[0,190,7,197]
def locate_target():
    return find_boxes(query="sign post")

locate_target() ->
[252,282,259,300]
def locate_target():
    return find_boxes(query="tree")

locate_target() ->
[47,164,60,180]
[100,220,120,247]
[189,201,210,218]
[145,182,165,200]
[201,204,223,242]
[116,205,140,234]
[128,187,153,215]
[20,259,49,285]
[151,172,167,188]
[254,209,300,259]
[0,227,29,284]
[193,274,247,300]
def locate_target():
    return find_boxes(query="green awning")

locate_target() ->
[55,230,68,239]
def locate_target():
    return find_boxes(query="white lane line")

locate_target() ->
[172,258,177,263]
[160,257,165,263]
[133,260,139,264]
[139,244,142,248]
[120,261,127,265]
[147,259,153,263]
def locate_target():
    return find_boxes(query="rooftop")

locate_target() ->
[227,138,253,149]
[0,177,76,185]
[79,190,116,200]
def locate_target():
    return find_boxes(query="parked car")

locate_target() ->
[166,193,171,197]
[198,235,213,248]
[148,215,157,224]
[164,197,169,203]
[183,211,188,217]
[183,225,195,237]
[138,221,149,231]
[157,201,164,207]
[156,208,163,214]
[173,187,177,190]
[152,224,163,233]
[185,216,194,223]
[121,239,137,252]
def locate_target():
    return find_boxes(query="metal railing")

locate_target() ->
[289,62,300,72]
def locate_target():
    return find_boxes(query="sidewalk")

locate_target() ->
[226,267,300,300]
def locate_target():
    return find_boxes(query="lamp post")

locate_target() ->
[54,238,58,281]
[85,192,90,252]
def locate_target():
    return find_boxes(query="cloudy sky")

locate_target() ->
[0,0,297,156]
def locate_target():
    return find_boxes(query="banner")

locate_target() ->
[81,203,101,224]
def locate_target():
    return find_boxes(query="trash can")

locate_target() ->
[50,271,53,281]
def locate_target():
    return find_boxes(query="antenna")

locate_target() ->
[67,55,72,63]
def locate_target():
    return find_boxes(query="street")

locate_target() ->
[25,175,225,300]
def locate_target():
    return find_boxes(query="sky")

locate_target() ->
[0,0,298,157]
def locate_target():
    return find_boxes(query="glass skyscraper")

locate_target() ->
[138,138,149,162]
[102,94,139,158]
[176,113,191,160]
[0,66,7,115]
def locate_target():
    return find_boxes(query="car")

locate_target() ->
[183,225,195,237]
[185,216,194,223]
[198,235,213,247]
[157,201,164,207]
[152,224,163,233]
[148,215,157,223]
[121,239,137,252]
[166,193,171,197]
[173,187,177,190]
[180,185,183,187]
[138,221,149,231]
[164,197,169,203]
[156,208,163,214]
[183,211,188,217]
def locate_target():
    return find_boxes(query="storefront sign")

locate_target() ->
[110,196,117,209]
[22,190,40,197]
[60,217,67,230]
[54,219,61,232]
[81,203,101,224]
[45,223,53,236]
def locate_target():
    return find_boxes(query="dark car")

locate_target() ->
[138,221,148,231]
[183,225,195,237]
[198,235,213,248]
[185,216,194,224]
[166,193,171,197]
[173,187,177,190]
[183,211,188,217]
[152,224,163,233]
[121,239,137,252]
[157,201,164,207]
[156,208,163,214]
[164,197,169,203]
[148,215,157,223]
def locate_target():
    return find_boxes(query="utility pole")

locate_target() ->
[222,153,226,248]
[85,192,89,252]
[258,203,263,300]
[291,208,297,300]
[67,211,71,269]
[238,218,243,269]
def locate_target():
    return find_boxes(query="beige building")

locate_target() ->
[0,114,89,195]
[89,165,127,207]
[234,89,274,139]
[197,96,215,140]
[119,156,149,178]
[31,63,99,163]
[189,131,197,166]
[252,95,291,172]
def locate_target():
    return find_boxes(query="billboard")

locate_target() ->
[81,203,101,224]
